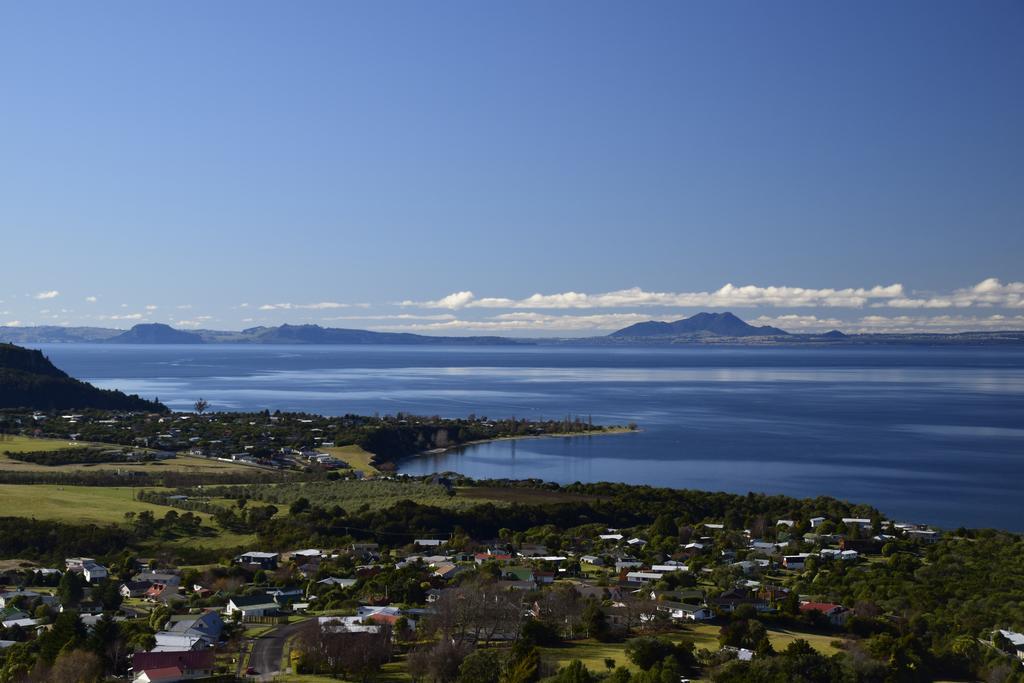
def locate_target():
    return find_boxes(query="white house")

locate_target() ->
[82,561,108,583]
[657,602,714,622]
[225,595,279,618]
[809,517,827,528]
[625,571,664,584]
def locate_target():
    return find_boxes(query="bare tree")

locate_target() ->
[194,398,209,414]
[427,579,525,645]
[296,620,392,681]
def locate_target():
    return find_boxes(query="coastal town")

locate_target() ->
[1,407,1023,681]
[5,505,1010,682]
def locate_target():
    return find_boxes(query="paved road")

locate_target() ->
[247,619,311,680]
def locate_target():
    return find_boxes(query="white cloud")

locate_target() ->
[872,279,1024,309]
[177,304,192,309]
[2,320,22,327]
[100,313,145,321]
[85,296,98,303]
[175,316,212,328]
[145,304,158,311]
[401,279,1024,312]
[405,283,907,310]
[400,291,477,309]
[849,314,1024,333]
[259,302,354,311]
[750,314,845,331]
[322,313,459,322]
[34,290,59,300]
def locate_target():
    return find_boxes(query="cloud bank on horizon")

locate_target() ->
[402,278,1024,311]
[3,278,1024,336]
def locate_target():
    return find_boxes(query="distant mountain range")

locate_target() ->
[609,312,789,338]
[0,323,522,346]
[0,343,166,411]
[1,317,1022,347]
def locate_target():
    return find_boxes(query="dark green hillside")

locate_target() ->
[0,343,166,412]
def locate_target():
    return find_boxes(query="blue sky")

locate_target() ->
[1,1,1022,335]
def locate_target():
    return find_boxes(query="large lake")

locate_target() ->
[31,343,1024,531]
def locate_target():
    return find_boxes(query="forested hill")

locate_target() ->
[0,343,166,412]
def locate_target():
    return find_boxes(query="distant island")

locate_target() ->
[0,342,167,412]
[610,311,789,338]
[2,315,1023,346]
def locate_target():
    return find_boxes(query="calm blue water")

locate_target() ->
[31,343,1024,531]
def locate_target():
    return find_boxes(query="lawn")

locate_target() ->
[541,639,637,673]
[0,434,258,474]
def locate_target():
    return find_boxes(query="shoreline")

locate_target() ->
[391,426,639,466]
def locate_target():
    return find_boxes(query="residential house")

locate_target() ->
[234,551,279,570]
[625,571,664,585]
[474,552,513,564]
[841,518,872,531]
[165,611,223,642]
[266,587,304,606]
[0,590,57,609]
[656,601,714,622]
[225,594,279,618]
[708,588,770,614]
[317,577,358,589]
[783,554,813,570]
[996,630,1024,661]
[120,581,152,598]
[131,650,214,683]
[501,567,535,583]
[319,616,382,635]
[799,602,851,626]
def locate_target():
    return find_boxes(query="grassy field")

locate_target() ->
[0,483,255,549]
[540,626,844,678]
[206,478,509,515]
[0,435,259,474]
[322,445,378,476]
